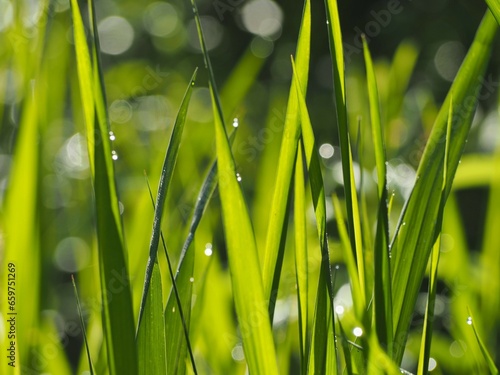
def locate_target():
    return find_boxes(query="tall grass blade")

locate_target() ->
[466,307,499,375]
[1,86,40,374]
[71,1,138,373]
[190,1,279,372]
[362,37,392,354]
[390,11,498,363]
[262,0,311,305]
[71,275,96,375]
[324,0,365,295]
[291,56,337,373]
[417,99,452,375]
[137,69,197,327]
[294,141,309,374]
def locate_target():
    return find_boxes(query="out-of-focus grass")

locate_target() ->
[1,1,500,374]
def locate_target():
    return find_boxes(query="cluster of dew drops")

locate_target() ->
[109,131,118,160]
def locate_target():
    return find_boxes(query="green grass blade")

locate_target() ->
[390,11,498,363]
[164,240,195,375]
[325,0,366,309]
[262,0,311,303]
[1,85,40,374]
[137,261,167,375]
[485,1,500,25]
[307,267,334,375]
[71,1,139,373]
[332,195,364,319]
[209,76,280,375]
[142,173,196,374]
[417,99,452,375]
[416,238,440,375]
[70,0,95,175]
[190,1,279,372]
[466,307,499,375]
[291,55,337,373]
[71,276,96,375]
[362,37,392,354]
[137,69,197,327]
[294,141,309,374]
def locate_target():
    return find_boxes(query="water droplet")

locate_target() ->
[334,305,344,315]
[428,357,437,371]
[236,173,242,182]
[111,150,118,160]
[204,243,213,256]
[353,327,363,337]
[109,131,116,141]
[458,159,462,164]
[189,277,194,283]
[466,316,472,325]
[335,265,340,270]
[232,118,239,128]
[402,222,406,226]
[172,307,176,313]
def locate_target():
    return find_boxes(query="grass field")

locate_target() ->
[1,0,500,374]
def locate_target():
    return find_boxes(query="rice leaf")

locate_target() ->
[71,1,138,373]
[390,11,498,363]
[362,37,392,355]
[190,1,279,372]
[294,141,309,374]
[324,0,366,308]
[262,0,311,304]
[137,69,197,327]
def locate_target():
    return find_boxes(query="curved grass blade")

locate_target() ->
[262,0,311,305]
[71,1,138,373]
[390,11,498,363]
[71,275,96,375]
[466,307,499,375]
[362,37,392,354]
[137,69,198,327]
[190,1,279,372]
